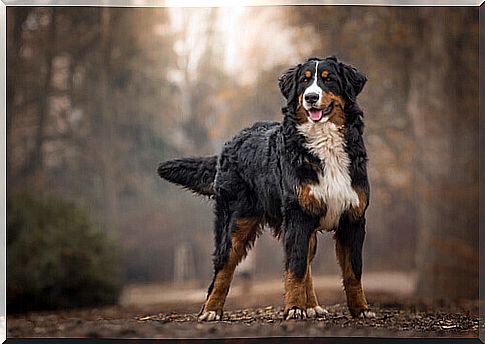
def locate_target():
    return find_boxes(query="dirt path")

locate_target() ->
[8,302,479,339]
[119,271,417,307]
[8,272,480,339]
[8,293,480,339]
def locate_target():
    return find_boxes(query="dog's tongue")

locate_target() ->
[309,109,323,122]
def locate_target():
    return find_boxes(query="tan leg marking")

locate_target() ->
[349,187,367,220]
[199,218,261,321]
[305,265,318,307]
[305,233,328,318]
[305,232,318,308]
[335,238,372,318]
[284,233,323,319]
[284,271,307,319]
[297,184,326,215]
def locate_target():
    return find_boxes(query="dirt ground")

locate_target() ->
[7,272,481,339]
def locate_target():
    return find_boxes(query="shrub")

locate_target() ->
[7,194,121,312]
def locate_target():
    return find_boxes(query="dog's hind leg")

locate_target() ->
[283,203,319,320]
[334,216,375,319]
[305,232,328,318]
[199,212,262,322]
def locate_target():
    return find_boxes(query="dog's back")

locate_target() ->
[214,121,284,226]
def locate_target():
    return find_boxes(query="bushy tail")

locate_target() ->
[157,156,217,197]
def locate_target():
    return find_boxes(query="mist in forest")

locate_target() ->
[6,6,478,310]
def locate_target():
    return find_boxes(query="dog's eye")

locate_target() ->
[301,76,310,83]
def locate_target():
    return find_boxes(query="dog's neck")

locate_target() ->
[294,108,360,231]
[281,102,364,163]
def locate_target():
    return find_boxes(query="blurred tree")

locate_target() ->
[7,7,182,282]
[7,8,55,184]
[287,8,479,296]
[6,7,30,179]
[408,8,479,300]
[7,7,478,293]
[286,6,419,273]
[26,8,57,188]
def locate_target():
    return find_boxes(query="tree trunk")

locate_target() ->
[6,8,29,149]
[410,8,479,300]
[98,8,119,231]
[24,9,57,188]
[6,8,30,181]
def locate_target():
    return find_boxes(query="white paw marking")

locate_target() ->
[286,308,307,320]
[359,310,376,319]
[198,311,221,322]
[306,305,328,318]
[306,308,316,318]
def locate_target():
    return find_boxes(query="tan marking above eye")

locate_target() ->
[305,71,311,78]
[321,70,329,78]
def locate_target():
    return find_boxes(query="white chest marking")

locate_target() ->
[297,121,359,230]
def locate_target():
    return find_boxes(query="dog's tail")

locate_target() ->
[157,156,217,197]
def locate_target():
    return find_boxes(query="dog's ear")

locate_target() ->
[338,61,367,103]
[278,63,301,106]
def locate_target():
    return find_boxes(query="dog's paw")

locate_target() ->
[306,305,328,318]
[198,310,222,322]
[358,310,376,319]
[285,307,307,320]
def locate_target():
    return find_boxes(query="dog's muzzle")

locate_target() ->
[306,102,334,122]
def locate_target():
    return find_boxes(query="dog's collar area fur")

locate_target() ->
[296,120,359,231]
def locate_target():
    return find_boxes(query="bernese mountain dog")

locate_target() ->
[158,56,375,321]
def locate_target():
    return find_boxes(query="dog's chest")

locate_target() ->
[297,122,359,230]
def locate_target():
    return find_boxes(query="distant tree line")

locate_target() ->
[7,7,478,301]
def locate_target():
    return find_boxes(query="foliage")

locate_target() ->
[7,194,121,312]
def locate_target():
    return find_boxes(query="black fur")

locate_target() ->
[158,56,369,306]
[341,103,369,278]
[157,156,217,197]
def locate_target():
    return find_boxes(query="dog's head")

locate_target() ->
[278,56,367,124]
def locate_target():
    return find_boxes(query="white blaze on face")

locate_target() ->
[303,61,327,122]
[303,61,323,110]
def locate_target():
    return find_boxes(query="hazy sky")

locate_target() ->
[168,6,308,85]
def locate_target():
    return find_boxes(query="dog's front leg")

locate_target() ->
[283,203,319,320]
[334,215,375,319]
[305,232,328,318]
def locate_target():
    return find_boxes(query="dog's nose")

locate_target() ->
[304,92,319,104]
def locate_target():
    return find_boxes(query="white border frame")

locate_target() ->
[1,0,484,6]
[1,1,5,342]
[0,2,482,343]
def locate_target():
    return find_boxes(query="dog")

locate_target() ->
[158,56,375,321]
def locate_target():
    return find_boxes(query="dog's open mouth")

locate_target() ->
[308,102,334,122]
